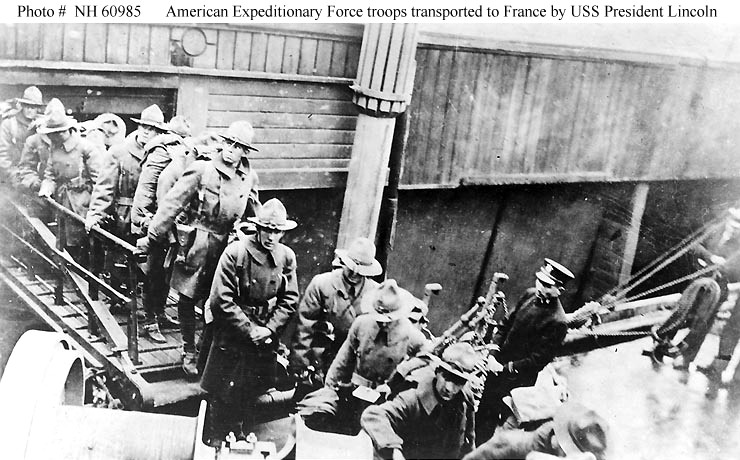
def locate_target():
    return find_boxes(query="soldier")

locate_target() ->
[691,208,740,383]
[361,342,479,460]
[36,107,116,260]
[0,86,45,185]
[289,236,382,387]
[17,98,64,194]
[298,279,427,435]
[131,114,195,342]
[145,121,260,374]
[476,259,574,442]
[200,198,298,444]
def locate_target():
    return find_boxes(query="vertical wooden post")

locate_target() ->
[619,183,650,284]
[337,24,419,249]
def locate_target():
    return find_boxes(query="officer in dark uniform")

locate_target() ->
[475,258,574,443]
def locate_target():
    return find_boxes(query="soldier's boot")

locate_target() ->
[158,312,180,330]
[182,351,199,377]
[697,356,729,384]
[141,322,167,344]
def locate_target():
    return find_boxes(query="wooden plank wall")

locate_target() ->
[204,78,357,188]
[403,43,740,187]
[0,23,361,78]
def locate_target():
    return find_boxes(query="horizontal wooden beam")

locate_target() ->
[419,32,740,71]
[258,168,347,190]
[0,60,354,85]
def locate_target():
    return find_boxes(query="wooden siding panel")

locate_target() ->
[62,24,85,62]
[426,50,455,184]
[210,79,352,100]
[127,25,150,65]
[234,32,252,71]
[282,37,301,74]
[149,26,171,66]
[540,60,582,174]
[314,40,334,76]
[402,48,434,185]
[0,25,16,59]
[345,43,361,78]
[329,42,348,78]
[482,55,512,176]
[446,51,479,184]
[520,58,551,174]
[208,95,356,115]
[16,24,41,60]
[298,39,318,75]
[208,112,356,131]
[250,33,268,72]
[253,144,351,159]
[266,35,285,73]
[83,24,107,63]
[216,30,236,70]
[106,25,129,65]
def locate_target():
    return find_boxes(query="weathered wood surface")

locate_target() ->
[403,44,740,187]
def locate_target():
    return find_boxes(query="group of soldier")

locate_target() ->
[0,86,610,459]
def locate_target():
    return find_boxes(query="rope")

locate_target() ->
[568,328,652,338]
[619,263,720,303]
[600,216,724,303]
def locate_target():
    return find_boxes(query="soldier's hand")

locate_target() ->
[486,355,504,374]
[250,325,272,344]
[85,215,101,233]
[710,254,727,266]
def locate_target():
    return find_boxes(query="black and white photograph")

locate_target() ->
[0,14,739,460]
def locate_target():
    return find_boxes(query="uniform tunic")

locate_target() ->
[0,113,34,183]
[289,268,379,374]
[87,132,145,238]
[38,133,116,246]
[200,233,299,396]
[477,288,567,442]
[361,371,476,460]
[147,154,259,299]
[131,133,190,236]
[17,132,52,191]
[325,314,427,389]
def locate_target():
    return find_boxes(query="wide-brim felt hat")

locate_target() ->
[247,198,297,231]
[436,342,479,382]
[37,110,77,134]
[16,86,44,106]
[131,104,166,130]
[360,279,416,322]
[219,120,259,152]
[553,402,609,460]
[335,237,383,277]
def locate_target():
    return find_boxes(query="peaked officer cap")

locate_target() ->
[16,86,44,106]
[131,104,166,129]
[536,258,575,286]
[247,198,297,231]
[219,120,259,152]
[335,237,383,277]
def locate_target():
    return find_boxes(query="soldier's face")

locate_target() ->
[257,228,284,251]
[341,263,363,284]
[435,369,466,401]
[21,104,40,119]
[535,279,562,300]
[47,129,72,145]
[137,124,158,144]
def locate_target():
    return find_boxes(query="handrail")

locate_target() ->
[41,197,137,254]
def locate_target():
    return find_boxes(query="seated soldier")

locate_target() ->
[361,342,479,460]
[297,279,427,435]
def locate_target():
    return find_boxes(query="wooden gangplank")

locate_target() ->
[0,194,204,409]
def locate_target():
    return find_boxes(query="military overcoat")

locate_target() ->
[147,153,259,298]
